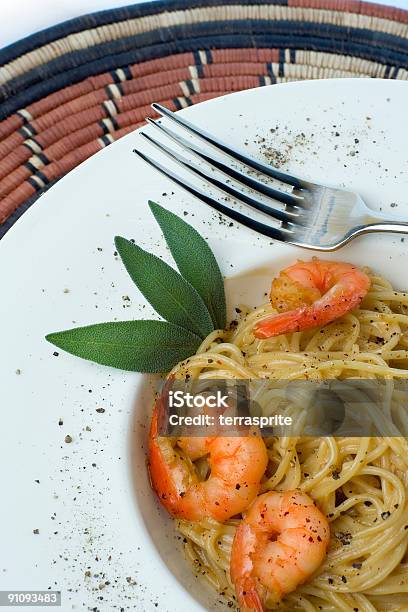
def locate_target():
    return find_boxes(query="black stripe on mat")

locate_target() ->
[0,0,291,65]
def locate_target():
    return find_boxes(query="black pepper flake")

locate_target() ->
[64,434,72,444]
[341,576,347,583]
[332,469,340,480]
[96,407,105,413]
[352,562,362,569]
[381,511,391,520]
[53,351,59,357]
[336,531,352,546]
[33,529,39,534]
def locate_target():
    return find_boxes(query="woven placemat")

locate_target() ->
[0,0,407,237]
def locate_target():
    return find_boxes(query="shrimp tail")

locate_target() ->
[236,578,264,612]
[254,306,308,338]
[231,523,265,612]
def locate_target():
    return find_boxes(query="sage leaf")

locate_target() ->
[149,201,226,329]
[46,320,201,372]
[114,236,213,339]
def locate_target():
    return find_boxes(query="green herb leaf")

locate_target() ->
[46,320,201,372]
[149,201,226,329]
[114,236,213,339]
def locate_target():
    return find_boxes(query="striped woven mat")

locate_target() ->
[0,0,407,237]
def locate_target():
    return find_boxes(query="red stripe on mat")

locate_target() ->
[0,50,281,141]
[288,0,408,22]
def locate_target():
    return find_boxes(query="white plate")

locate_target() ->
[1,79,408,612]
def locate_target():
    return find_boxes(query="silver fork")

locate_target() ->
[134,103,408,251]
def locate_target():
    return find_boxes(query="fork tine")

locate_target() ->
[152,103,305,189]
[133,148,290,243]
[140,131,297,225]
[146,118,301,208]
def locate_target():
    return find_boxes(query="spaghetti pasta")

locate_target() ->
[165,271,408,611]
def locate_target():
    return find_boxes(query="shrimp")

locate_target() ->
[230,490,330,611]
[254,259,370,339]
[148,403,268,522]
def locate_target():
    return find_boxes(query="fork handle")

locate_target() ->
[360,221,408,236]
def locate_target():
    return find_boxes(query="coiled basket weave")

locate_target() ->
[0,0,407,236]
